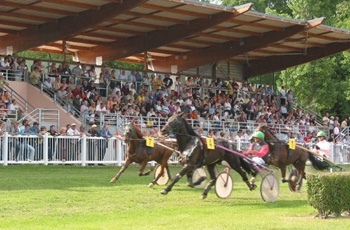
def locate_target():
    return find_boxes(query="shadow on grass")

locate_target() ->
[0,164,184,191]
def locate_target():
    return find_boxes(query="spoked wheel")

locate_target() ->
[154,165,169,186]
[260,173,279,202]
[192,168,207,189]
[215,171,233,199]
[288,169,303,192]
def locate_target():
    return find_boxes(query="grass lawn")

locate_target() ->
[0,164,349,230]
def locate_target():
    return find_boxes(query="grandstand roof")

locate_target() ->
[0,0,350,79]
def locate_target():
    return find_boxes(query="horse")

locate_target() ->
[255,124,309,190]
[158,112,256,199]
[110,122,176,187]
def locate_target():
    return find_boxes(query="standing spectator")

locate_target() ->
[286,89,294,113]
[87,124,100,161]
[134,70,143,93]
[340,118,348,129]
[0,72,9,93]
[8,121,20,161]
[99,124,112,161]
[333,123,340,136]
[280,85,286,106]
[329,116,335,135]
[29,122,40,135]
[67,123,81,160]
[322,113,329,126]
[19,124,35,162]
[29,66,41,86]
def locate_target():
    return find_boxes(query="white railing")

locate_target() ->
[1,133,349,166]
[99,113,329,138]
[0,133,126,166]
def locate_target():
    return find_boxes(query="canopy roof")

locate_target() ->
[1,0,349,79]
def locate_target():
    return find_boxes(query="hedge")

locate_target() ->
[306,172,350,218]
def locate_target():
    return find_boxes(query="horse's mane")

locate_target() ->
[180,116,199,137]
[257,124,279,141]
[132,123,144,138]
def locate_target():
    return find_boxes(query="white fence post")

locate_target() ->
[116,138,122,166]
[81,134,87,166]
[3,132,9,166]
[43,133,48,165]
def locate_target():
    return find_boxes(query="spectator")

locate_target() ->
[19,123,35,162]
[0,72,9,93]
[29,66,41,86]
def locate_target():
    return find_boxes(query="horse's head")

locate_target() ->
[255,124,276,141]
[124,122,135,142]
[124,121,143,142]
[255,124,268,132]
[159,112,184,137]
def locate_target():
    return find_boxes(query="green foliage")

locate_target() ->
[17,51,73,62]
[335,1,350,29]
[105,61,143,70]
[307,172,350,217]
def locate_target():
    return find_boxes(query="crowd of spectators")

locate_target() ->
[3,56,346,135]
[1,55,350,163]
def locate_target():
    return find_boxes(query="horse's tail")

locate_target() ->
[307,152,331,171]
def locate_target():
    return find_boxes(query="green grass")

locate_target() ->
[0,165,349,230]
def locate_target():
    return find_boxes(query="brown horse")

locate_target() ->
[256,124,309,190]
[110,122,175,187]
[159,112,256,199]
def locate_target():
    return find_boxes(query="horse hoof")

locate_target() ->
[282,179,289,183]
[201,194,207,199]
[187,182,194,188]
[160,190,168,195]
[110,177,117,183]
[148,183,154,188]
[250,184,257,191]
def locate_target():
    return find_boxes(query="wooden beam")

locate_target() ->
[0,0,147,53]
[243,42,350,78]
[79,6,252,63]
[151,24,306,73]
[39,0,100,10]
[1,1,78,17]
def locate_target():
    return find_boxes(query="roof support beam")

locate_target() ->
[152,24,306,73]
[0,0,147,54]
[242,42,350,78]
[78,3,253,63]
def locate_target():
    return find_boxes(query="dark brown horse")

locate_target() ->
[256,124,309,190]
[159,112,256,199]
[110,122,175,187]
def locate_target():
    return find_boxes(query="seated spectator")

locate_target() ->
[7,99,24,119]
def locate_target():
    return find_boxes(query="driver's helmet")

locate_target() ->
[317,131,327,138]
[252,131,265,140]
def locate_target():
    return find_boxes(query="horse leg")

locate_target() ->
[201,164,217,199]
[166,166,172,181]
[148,164,167,188]
[138,161,153,176]
[231,157,256,191]
[186,170,194,187]
[280,166,289,183]
[293,161,306,191]
[110,158,131,183]
[160,165,196,195]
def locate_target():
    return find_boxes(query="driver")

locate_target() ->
[315,131,331,159]
[243,131,270,184]
[243,131,270,165]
